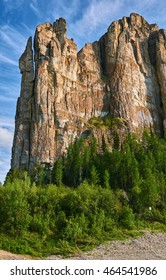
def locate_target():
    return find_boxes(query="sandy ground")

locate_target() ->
[0,231,166,260]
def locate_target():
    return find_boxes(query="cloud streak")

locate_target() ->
[78,0,122,32]
[0,157,11,183]
[0,127,13,150]
[0,25,29,55]
[30,0,41,18]
[0,117,14,184]
[0,116,15,129]
[3,0,24,12]
[65,0,123,48]
[0,54,17,66]
[0,95,16,103]
[49,0,81,21]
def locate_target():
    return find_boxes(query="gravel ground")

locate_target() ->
[0,231,166,260]
[47,231,166,260]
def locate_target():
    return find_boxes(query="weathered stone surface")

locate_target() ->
[11,13,166,170]
[11,37,34,169]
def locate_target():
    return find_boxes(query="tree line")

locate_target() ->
[0,130,166,256]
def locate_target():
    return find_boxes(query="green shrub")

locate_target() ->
[119,205,135,229]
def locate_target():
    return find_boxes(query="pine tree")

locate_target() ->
[90,165,100,186]
[102,135,107,153]
[103,169,110,189]
[52,159,63,186]
[82,145,91,179]
[90,136,98,163]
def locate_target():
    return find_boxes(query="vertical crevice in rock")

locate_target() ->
[148,31,158,66]
[156,29,166,133]
[99,34,107,76]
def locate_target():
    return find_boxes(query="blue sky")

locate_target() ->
[0,0,166,183]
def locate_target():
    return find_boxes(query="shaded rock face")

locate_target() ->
[11,14,166,169]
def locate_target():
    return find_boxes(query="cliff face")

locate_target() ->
[11,14,166,170]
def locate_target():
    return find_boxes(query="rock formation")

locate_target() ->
[11,14,166,170]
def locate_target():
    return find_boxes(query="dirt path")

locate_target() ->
[0,231,166,260]
[0,250,33,260]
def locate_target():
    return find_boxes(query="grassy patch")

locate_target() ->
[0,227,156,258]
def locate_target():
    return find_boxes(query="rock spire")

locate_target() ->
[11,13,166,170]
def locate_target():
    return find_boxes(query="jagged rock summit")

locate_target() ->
[11,14,166,170]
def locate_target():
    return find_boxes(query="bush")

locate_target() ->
[0,179,31,234]
[119,205,135,229]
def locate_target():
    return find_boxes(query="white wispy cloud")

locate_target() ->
[65,0,123,48]
[30,0,41,18]
[0,116,15,129]
[131,0,158,12]
[3,0,24,11]
[48,0,79,19]
[0,127,13,150]
[0,95,16,103]
[0,65,19,78]
[0,25,28,54]
[119,0,165,26]
[0,79,20,107]
[0,54,17,66]
[75,0,122,33]
[0,157,11,183]
[0,126,13,182]
[0,82,19,92]
[73,0,162,37]
[66,0,166,49]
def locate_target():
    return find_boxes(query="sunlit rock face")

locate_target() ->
[11,14,166,169]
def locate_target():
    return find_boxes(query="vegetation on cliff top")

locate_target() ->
[87,115,127,129]
[0,131,166,257]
